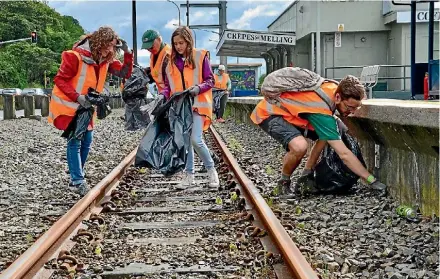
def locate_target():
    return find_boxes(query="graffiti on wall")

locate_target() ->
[229,70,256,90]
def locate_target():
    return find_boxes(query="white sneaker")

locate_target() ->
[207,168,220,188]
[175,172,195,190]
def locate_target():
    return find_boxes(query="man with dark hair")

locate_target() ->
[251,74,387,196]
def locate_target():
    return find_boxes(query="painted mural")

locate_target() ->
[229,70,256,90]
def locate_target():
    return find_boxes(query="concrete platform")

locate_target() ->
[226,97,440,216]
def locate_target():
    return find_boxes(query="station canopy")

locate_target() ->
[216,29,296,58]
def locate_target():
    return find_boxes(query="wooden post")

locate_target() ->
[24,95,35,118]
[41,96,49,117]
[3,95,16,120]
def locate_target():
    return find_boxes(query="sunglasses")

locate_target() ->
[342,101,361,111]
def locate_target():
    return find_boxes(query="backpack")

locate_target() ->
[261,67,338,109]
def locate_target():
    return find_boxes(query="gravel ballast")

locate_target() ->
[213,120,439,279]
[0,109,143,271]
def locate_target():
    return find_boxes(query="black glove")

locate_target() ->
[117,38,131,54]
[145,67,154,83]
[188,86,200,97]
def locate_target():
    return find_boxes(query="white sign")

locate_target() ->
[337,24,344,32]
[335,32,342,48]
[396,10,440,23]
[224,31,296,45]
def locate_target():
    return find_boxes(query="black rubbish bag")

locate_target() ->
[124,98,150,131]
[212,89,226,115]
[61,106,94,140]
[134,90,193,176]
[122,65,152,130]
[61,89,109,140]
[314,120,366,193]
[122,65,150,102]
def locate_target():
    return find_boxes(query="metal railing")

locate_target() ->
[324,65,410,91]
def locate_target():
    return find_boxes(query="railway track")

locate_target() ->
[0,127,317,279]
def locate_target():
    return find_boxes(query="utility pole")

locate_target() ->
[186,0,189,26]
[132,0,138,64]
[219,1,227,68]
[181,1,228,68]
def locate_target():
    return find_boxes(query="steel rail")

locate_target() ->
[0,149,137,279]
[209,126,319,279]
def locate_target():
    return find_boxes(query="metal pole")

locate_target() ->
[311,33,315,72]
[167,0,181,25]
[0,37,31,45]
[186,0,190,26]
[193,29,197,48]
[410,0,416,99]
[316,1,321,76]
[132,0,138,65]
[428,1,434,90]
[219,0,227,69]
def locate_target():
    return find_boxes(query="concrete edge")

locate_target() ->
[228,97,440,129]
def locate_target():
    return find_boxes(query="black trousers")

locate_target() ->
[217,93,228,119]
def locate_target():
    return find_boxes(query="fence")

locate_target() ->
[1,95,125,120]
[324,65,410,91]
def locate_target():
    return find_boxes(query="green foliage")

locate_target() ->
[0,1,85,88]
[258,73,266,89]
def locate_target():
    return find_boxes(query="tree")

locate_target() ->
[0,1,85,87]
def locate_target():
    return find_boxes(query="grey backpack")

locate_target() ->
[261,67,338,109]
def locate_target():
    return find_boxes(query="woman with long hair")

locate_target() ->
[161,26,219,189]
[49,26,133,196]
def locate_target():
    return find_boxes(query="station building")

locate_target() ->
[216,0,439,93]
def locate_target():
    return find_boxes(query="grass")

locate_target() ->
[228,136,243,153]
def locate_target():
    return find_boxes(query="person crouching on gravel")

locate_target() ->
[49,26,133,196]
[161,26,220,190]
[251,74,387,197]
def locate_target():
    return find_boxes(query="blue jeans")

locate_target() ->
[66,130,93,185]
[186,112,214,173]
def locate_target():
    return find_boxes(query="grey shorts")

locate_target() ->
[259,116,318,151]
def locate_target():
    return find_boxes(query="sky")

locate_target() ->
[47,0,294,76]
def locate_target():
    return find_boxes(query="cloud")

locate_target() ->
[229,4,280,29]
[46,1,288,75]
[164,18,180,30]
[137,49,151,58]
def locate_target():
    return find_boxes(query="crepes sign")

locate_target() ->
[224,30,296,45]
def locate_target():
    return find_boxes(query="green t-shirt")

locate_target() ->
[302,113,341,141]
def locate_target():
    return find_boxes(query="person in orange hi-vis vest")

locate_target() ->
[213,64,231,123]
[49,26,133,196]
[161,26,220,189]
[251,74,387,197]
[140,30,171,97]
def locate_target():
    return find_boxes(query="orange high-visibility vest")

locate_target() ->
[250,82,338,130]
[214,73,229,90]
[150,44,171,93]
[165,49,213,130]
[48,50,109,125]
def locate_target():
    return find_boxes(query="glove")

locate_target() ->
[77,95,92,108]
[188,86,200,97]
[145,67,154,83]
[118,38,131,54]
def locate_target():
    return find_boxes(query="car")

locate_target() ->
[1,88,22,95]
[22,88,46,96]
